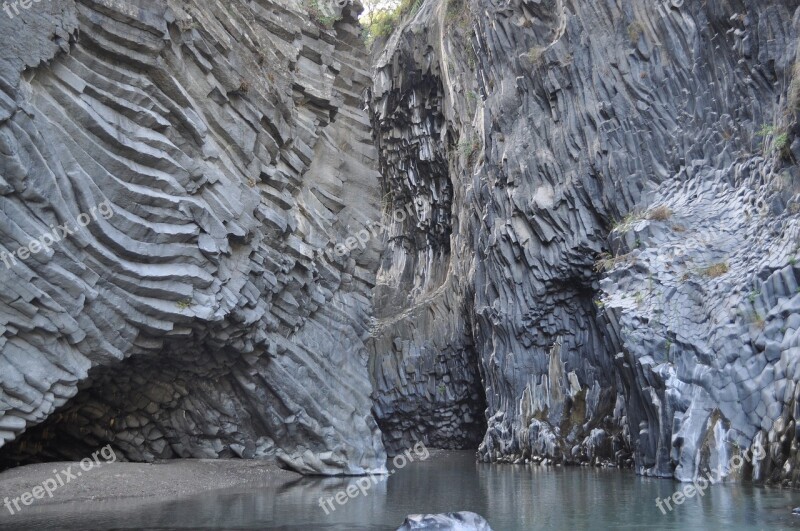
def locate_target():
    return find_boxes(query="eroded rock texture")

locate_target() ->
[369,0,800,484]
[4,0,800,488]
[367,0,488,455]
[0,0,387,475]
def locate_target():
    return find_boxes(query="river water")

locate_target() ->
[2,451,799,530]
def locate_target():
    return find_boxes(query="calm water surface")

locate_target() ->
[2,451,799,530]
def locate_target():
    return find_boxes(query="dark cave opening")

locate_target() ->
[0,340,279,471]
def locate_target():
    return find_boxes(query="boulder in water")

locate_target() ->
[396,511,493,530]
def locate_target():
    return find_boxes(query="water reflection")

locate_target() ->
[1,452,798,530]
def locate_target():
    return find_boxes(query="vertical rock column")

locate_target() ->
[368,0,487,455]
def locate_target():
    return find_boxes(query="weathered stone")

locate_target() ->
[0,0,386,475]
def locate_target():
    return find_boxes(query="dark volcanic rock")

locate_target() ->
[0,0,386,475]
[366,0,488,456]
[369,0,800,484]
[4,0,800,491]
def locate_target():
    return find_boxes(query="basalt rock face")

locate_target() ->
[0,0,387,475]
[370,0,800,483]
[367,0,488,456]
[5,0,800,487]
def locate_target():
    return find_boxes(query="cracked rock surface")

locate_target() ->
[4,0,800,489]
[369,0,800,484]
[0,0,386,475]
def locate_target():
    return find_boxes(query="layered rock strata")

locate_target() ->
[0,0,386,475]
[369,0,800,484]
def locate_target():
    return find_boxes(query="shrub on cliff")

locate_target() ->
[360,0,421,45]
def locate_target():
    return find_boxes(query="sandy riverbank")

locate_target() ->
[0,458,298,508]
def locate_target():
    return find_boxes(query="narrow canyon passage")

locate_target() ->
[3,0,800,529]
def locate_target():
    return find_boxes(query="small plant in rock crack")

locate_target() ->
[790,59,800,111]
[525,46,545,65]
[748,290,761,304]
[305,0,339,28]
[445,0,471,31]
[437,383,446,394]
[610,211,643,233]
[757,124,791,158]
[176,299,194,310]
[701,262,729,278]
[458,135,481,161]
[594,251,636,272]
[466,44,478,70]
[646,205,672,221]
[627,21,644,44]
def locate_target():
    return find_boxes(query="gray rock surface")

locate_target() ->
[367,0,487,455]
[3,0,800,490]
[0,0,386,475]
[368,0,800,484]
[396,511,493,531]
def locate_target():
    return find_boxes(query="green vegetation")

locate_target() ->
[176,299,193,310]
[790,59,800,112]
[445,0,471,31]
[757,124,791,158]
[466,43,478,70]
[458,134,481,161]
[610,211,642,233]
[359,0,422,45]
[305,0,339,28]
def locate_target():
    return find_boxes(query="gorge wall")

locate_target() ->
[2,0,800,488]
[368,0,800,487]
[0,0,386,475]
